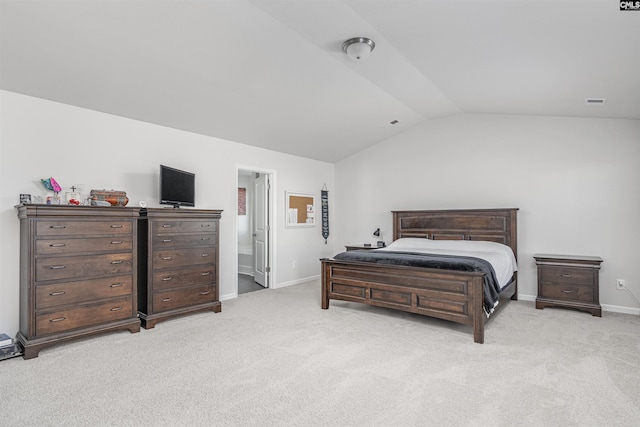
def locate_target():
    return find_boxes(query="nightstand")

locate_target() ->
[534,254,603,317]
[345,245,378,251]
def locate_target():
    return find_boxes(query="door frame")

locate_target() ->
[235,165,277,296]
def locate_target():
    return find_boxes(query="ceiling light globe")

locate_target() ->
[342,37,375,61]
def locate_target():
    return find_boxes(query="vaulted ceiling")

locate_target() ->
[1,1,638,162]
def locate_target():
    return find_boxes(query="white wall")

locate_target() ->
[334,114,640,314]
[0,91,335,335]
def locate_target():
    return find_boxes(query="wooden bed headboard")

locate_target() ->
[392,208,519,260]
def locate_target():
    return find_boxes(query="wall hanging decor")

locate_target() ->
[321,184,329,244]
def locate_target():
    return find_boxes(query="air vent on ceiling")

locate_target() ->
[585,98,606,106]
[382,119,400,128]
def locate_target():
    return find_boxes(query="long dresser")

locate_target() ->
[137,208,222,329]
[16,205,141,359]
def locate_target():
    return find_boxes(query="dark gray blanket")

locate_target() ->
[333,250,502,315]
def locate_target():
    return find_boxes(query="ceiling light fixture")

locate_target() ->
[342,37,375,61]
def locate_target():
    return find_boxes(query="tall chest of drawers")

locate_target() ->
[138,208,222,329]
[16,205,141,359]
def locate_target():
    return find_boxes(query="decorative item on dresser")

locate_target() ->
[137,208,222,329]
[16,205,141,359]
[534,254,603,317]
[321,208,519,344]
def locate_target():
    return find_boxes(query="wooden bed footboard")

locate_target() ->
[321,259,507,343]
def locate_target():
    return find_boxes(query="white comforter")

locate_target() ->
[377,238,518,289]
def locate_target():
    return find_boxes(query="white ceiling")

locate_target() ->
[1,0,638,163]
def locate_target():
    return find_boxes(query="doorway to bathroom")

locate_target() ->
[237,168,272,294]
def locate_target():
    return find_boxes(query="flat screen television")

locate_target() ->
[160,165,195,208]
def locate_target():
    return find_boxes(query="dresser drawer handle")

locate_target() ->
[201,237,210,241]
[49,291,66,296]
[110,283,123,288]
[162,256,173,260]
[162,224,173,228]
[49,265,66,270]
[561,289,575,294]
[110,260,124,265]
[162,297,172,302]
[201,272,211,276]
[49,243,66,247]
[162,239,173,243]
[201,224,211,228]
[110,241,123,245]
[201,253,210,257]
[161,276,172,281]
[110,224,124,229]
[49,225,66,229]
[561,274,572,278]
[110,306,123,311]
[200,290,211,295]
[50,317,66,322]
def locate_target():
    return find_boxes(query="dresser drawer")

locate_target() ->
[152,247,217,269]
[36,275,133,309]
[539,266,594,286]
[36,220,133,237]
[152,266,216,291]
[36,236,133,255]
[151,232,216,249]
[36,253,133,282]
[35,296,133,335]
[152,220,217,235]
[153,286,216,313]
[540,283,596,303]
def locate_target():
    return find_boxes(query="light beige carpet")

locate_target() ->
[1,280,639,426]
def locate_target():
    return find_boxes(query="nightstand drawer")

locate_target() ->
[539,266,594,286]
[540,283,596,303]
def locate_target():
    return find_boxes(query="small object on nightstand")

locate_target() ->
[345,244,377,251]
[534,254,603,317]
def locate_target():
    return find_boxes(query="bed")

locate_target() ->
[320,208,518,343]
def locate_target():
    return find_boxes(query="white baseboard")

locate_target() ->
[238,265,253,276]
[220,292,237,301]
[273,275,320,289]
[601,304,640,316]
[517,293,639,315]
[517,293,536,302]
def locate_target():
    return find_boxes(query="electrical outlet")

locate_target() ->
[616,279,625,290]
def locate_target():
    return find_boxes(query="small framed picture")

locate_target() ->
[66,192,81,204]
[19,194,31,204]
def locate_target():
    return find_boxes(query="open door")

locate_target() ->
[253,173,269,287]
